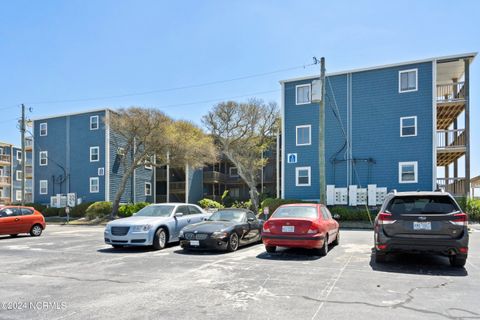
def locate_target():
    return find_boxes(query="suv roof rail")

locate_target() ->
[435,188,445,192]
[388,189,397,195]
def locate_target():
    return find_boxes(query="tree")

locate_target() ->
[202,99,280,211]
[107,107,216,218]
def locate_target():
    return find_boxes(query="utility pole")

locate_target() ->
[20,104,26,206]
[318,58,326,204]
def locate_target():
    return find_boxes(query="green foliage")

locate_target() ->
[118,202,150,217]
[221,189,234,207]
[198,198,224,209]
[328,206,377,222]
[260,198,313,216]
[231,200,253,210]
[86,202,112,220]
[43,207,62,217]
[70,202,94,218]
[466,198,480,222]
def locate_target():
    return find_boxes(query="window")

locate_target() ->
[295,166,311,186]
[16,150,22,161]
[296,84,311,105]
[296,125,311,146]
[16,171,22,181]
[39,180,48,195]
[399,69,418,93]
[90,116,99,130]
[188,205,202,214]
[321,207,332,220]
[90,147,100,162]
[21,208,34,215]
[145,182,152,196]
[89,177,99,193]
[144,156,154,170]
[175,205,190,215]
[229,167,239,177]
[399,161,418,184]
[16,190,22,201]
[230,187,240,198]
[400,116,417,137]
[98,167,105,176]
[39,151,48,166]
[40,123,48,136]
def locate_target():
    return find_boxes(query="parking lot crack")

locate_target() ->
[0,271,146,285]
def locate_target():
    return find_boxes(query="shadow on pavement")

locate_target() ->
[369,251,468,277]
[256,245,338,261]
[0,235,31,241]
[174,241,262,256]
[97,241,179,254]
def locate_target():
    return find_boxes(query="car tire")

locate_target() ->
[318,235,329,256]
[153,227,167,250]
[111,245,123,249]
[265,245,276,253]
[30,224,43,237]
[332,231,340,246]
[449,255,467,268]
[375,250,387,263]
[10,234,18,238]
[227,233,239,252]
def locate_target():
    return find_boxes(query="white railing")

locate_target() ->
[436,129,466,148]
[437,178,466,196]
[436,82,465,102]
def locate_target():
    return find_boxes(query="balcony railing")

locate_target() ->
[437,178,466,196]
[25,138,33,150]
[203,171,227,183]
[0,154,11,164]
[436,82,465,102]
[170,182,186,193]
[25,167,33,178]
[0,176,11,185]
[436,129,466,149]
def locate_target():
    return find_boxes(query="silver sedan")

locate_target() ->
[104,203,209,250]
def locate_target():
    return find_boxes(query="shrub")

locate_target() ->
[43,207,62,217]
[198,198,224,209]
[231,200,253,210]
[221,190,234,208]
[85,201,112,220]
[467,198,480,222]
[119,202,150,217]
[328,206,377,222]
[69,202,94,218]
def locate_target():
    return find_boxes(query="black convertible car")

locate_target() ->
[179,208,263,252]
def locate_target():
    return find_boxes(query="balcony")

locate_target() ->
[436,82,466,130]
[0,154,11,166]
[437,178,467,197]
[0,197,10,204]
[0,176,11,186]
[25,138,33,151]
[203,171,226,184]
[169,181,186,194]
[436,129,466,166]
[25,167,33,179]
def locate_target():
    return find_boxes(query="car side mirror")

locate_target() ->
[247,217,255,223]
[333,214,340,220]
[174,212,184,217]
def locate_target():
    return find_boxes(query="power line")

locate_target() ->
[25,63,315,105]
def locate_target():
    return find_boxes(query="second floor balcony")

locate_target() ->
[203,171,227,184]
[0,176,11,186]
[436,129,466,167]
[0,154,11,166]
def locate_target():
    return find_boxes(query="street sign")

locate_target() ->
[287,153,297,164]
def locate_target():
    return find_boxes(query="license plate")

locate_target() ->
[190,240,200,246]
[413,222,431,230]
[282,225,295,233]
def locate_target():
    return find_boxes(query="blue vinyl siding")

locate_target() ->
[187,167,203,204]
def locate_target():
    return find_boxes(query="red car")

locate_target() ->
[0,206,46,237]
[262,204,340,255]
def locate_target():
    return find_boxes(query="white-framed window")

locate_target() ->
[90,115,99,130]
[295,166,311,187]
[400,116,417,137]
[16,170,22,181]
[399,161,418,184]
[98,167,105,176]
[90,146,100,162]
[399,69,418,93]
[296,84,311,105]
[89,177,99,193]
[39,180,48,195]
[296,125,311,146]
[39,151,48,166]
[144,156,154,170]
[16,190,22,201]
[16,150,22,161]
[40,123,48,136]
[145,182,152,196]
[229,167,239,177]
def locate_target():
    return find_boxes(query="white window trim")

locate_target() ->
[39,180,48,195]
[90,115,99,130]
[295,84,312,105]
[16,150,22,161]
[90,146,100,162]
[16,190,22,201]
[398,68,418,93]
[16,170,22,181]
[399,161,418,184]
[400,116,417,137]
[229,167,239,177]
[295,166,311,187]
[39,151,48,166]
[296,124,312,146]
[98,167,105,176]
[145,182,152,196]
[40,123,48,136]
[89,177,100,193]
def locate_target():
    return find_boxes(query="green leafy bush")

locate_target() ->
[467,198,480,222]
[231,200,253,210]
[198,198,224,209]
[221,190,234,208]
[328,206,377,222]
[43,207,62,217]
[85,201,112,220]
[69,202,94,218]
[119,202,150,217]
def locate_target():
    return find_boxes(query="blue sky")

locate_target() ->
[0,0,478,176]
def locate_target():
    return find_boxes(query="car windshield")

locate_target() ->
[134,205,175,217]
[387,196,460,215]
[208,210,245,222]
[272,206,318,219]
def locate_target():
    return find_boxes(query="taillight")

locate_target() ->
[307,225,319,234]
[377,212,396,225]
[262,222,271,233]
[451,213,468,226]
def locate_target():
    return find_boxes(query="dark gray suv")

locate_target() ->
[374,191,469,267]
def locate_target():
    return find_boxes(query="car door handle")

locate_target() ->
[15,218,20,221]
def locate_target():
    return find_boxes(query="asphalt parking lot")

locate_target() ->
[0,225,479,320]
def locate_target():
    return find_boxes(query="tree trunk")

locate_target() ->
[248,182,260,213]
[110,164,136,219]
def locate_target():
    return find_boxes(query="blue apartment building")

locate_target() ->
[281,53,475,201]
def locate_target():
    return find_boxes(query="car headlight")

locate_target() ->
[211,231,228,239]
[179,230,185,238]
[104,225,110,233]
[132,224,153,232]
